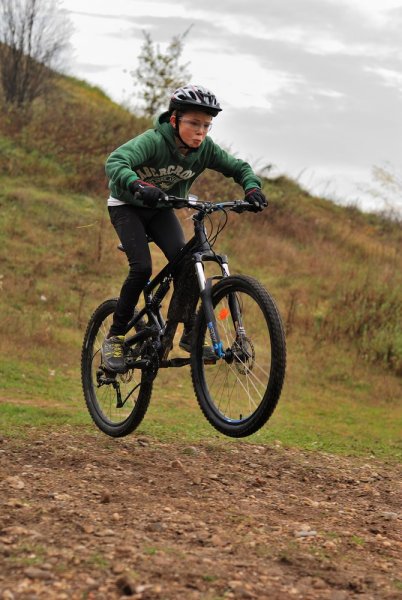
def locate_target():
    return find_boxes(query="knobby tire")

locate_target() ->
[191,275,286,437]
[81,299,153,437]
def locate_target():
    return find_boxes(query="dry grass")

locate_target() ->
[0,74,401,457]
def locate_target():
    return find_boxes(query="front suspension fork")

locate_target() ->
[195,258,230,359]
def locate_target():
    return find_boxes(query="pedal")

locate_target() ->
[160,357,191,368]
[96,367,117,385]
[203,357,217,365]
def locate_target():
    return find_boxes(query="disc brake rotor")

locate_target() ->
[119,370,134,383]
[232,337,255,375]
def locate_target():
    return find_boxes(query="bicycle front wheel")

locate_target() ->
[191,275,286,437]
[81,299,153,437]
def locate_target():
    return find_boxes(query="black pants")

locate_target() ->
[108,204,186,336]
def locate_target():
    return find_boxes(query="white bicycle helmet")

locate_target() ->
[169,84,222,116]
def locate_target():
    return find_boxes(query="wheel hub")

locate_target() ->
[232,337,255,375]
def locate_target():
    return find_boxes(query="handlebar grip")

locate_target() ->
[165,196,189,209]
[231,202,252,214]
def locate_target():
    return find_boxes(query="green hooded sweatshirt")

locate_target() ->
[105,111,261,208]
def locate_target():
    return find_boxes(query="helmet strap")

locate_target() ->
[170,111,197,153]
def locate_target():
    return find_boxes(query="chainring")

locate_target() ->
[142,341,160,382]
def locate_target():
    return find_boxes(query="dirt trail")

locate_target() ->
[0,428,401,600]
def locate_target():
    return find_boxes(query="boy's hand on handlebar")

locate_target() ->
[129,180,167,207]
[245,188,268,212]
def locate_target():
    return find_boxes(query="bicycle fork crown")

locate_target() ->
[207,322,225,358]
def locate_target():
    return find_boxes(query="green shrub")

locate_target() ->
[317,277,402,375]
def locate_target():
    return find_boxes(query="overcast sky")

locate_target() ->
[62,0,402,213]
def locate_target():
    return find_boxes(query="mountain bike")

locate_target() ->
[81,196,286,438]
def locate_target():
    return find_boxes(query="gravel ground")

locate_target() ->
[0,429,401,599]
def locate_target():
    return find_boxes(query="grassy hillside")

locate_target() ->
[0,75,401,459]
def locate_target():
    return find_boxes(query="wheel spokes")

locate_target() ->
[203,289,272,422]
[89,315,143,425]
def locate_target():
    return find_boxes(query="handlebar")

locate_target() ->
[164,196,253,214]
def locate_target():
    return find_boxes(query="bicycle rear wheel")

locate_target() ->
[81,299,153,437]
[191,275,286,437]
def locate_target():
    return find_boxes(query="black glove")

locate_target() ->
[245,188,268,212]
[129,180,167,207]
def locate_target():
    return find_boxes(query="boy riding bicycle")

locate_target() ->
[102,84,267,373]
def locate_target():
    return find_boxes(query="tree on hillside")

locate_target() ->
[131,28,192,118]
[0,0,71,106]
[368,163,402,222]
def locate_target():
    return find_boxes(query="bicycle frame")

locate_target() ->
[122,211,231,366]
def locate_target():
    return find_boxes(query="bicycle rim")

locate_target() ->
[81,300,153,437]
[192,276,286,437]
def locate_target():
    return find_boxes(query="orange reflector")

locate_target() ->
[218,307,230,320]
